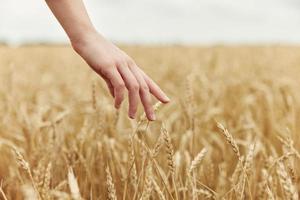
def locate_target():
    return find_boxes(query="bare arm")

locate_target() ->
[45,0,170,121]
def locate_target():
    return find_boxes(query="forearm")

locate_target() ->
[45,0,170,121]
[45,0,97,44]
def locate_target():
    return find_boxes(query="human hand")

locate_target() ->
[72,32,170,121]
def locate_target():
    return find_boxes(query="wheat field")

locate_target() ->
[0,45,299,200]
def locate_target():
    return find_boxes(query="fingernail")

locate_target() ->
[149,113,156,121]
[129,113,135,119]
[162,96,170,103]
[165,96,170,102]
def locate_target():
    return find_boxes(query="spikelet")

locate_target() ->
[277,134,300,159]
[217,122,241,159]
[134,136,148,157]
[189,148,207,174]
[12,147,40,199]
[138,102,162,124]
[286,164,296,183]
[41,162,52,200]
[258,168,275,200]
[13,147,30,171]
[161,125,175,176]
[68,167,81,200]
[235,147,254,200]
[265,186,275,200]
[151,131,165,158]
[53,110,69,125]
[106,166,117,200]
[196,188,215,199]
[206,159,215,185]
[33,160,45,195]
[141,163,153,200]
[244,143,255,175]
[128,138,138,190]
[276,162,298,200]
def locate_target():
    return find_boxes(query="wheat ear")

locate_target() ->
[12,147,41,199]
[276,162,298,200]
[217,122,241,159]
[161,125,175,176]
[106,166,117,200]
[189,148,207,174]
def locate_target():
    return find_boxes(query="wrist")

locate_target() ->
[70,28,98,51]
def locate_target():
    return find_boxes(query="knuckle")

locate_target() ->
[130,83,139,92]
[116,82,126,91]
[127,58,135,66]
[99,68,111,77]
[140,84,149,91]
[97,63,114,76]
[115,58,127,67]
[109,60,116,66]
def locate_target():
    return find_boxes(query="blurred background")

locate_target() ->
[1,0,300,45]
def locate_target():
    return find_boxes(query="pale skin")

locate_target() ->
[45,0,170,121]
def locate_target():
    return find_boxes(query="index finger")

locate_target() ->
[138,68,170,103]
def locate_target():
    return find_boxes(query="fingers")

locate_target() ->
[103,77,114,97]
[104,68,126,109]
[129,65,156,121]
[117,64,139,119]
[137,68,170,103]
[99,58,169,121]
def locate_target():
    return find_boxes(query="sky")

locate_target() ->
[1,0,300,44]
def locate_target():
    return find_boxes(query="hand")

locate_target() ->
[71,31,170,121]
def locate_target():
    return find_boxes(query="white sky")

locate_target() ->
[1,0,300,44]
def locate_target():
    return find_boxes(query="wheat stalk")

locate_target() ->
[151,177,166,200]
[68,167,82,200]
[231,156,244,185]
[0,181,8,200]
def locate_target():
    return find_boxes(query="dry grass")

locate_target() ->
[0,45,299,199]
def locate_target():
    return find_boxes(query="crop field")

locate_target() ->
[0,45,299,199]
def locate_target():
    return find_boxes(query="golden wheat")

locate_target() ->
[0,45,299,199]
